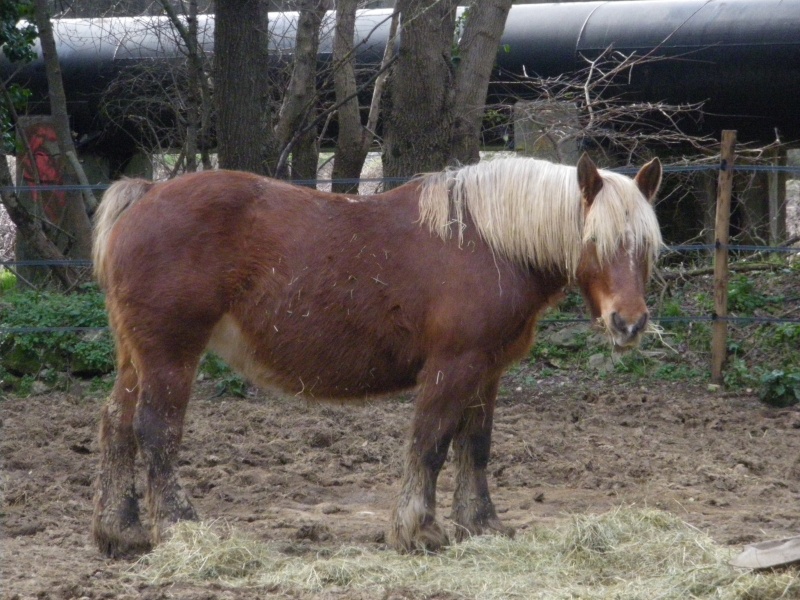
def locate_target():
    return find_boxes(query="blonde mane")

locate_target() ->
[418,157,662,278]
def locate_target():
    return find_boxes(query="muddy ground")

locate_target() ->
[2,368,800,599]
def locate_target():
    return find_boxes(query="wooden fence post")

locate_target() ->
[711,130,736,385]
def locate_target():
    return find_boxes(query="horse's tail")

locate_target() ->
[92,178,155,288]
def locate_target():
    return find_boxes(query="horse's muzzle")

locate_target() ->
[608,311,648,349]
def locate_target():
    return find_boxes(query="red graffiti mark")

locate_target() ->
[19,123,67,225]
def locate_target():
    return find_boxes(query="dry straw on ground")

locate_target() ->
[135,507,799,599]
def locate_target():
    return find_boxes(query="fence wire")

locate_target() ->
[1,165,798,335]
[4,314,800,336]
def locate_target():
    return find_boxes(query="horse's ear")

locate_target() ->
[635,157,662,204]
[577,152,603,206]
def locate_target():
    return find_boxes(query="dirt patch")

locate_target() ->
[2,373,800,599]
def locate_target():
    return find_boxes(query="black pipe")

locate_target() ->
[496,0,800,143]
[2,1,798,154]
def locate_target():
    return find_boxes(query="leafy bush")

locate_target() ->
[759,370,800,408]
[727,275,768,314]
[722,358,758,390]
[0,267,16,292]
[200,353,248,398]
[0,285,114,378]
[660,299,684,319]
[774,323,800,346]
[0,285,252,395]
[653,363,702,381]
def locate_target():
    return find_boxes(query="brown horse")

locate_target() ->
[91,153,662,557]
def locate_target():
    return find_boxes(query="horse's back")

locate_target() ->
[105,170,305,288]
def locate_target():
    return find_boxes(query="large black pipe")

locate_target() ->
[497,0,800,143]
[1,11,393,156]
[2,0,798,155]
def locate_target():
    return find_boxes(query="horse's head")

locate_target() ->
[574,154,662,350]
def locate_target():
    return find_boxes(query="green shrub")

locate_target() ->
[0,286,252,396]
[200,353,248,398]
[0,285,114,377]
[728,275,769,314]
[653,363,702,381]
[774,323,800,346]
[0,268,16,292]
[694,291,713,313]
[759,370,800,408]
[723,357,761,390]
[660,299,684,319]
[613,352,656,378]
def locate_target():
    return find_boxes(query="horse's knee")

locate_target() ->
[132,376,191,456]
[133,401,176,455]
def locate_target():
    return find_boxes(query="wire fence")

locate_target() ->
[1,163,799,336]
[2,162,800,196]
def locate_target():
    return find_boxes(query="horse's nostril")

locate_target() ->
[634,313,649,335]
[611,312,648,337]
[611,311,627,333]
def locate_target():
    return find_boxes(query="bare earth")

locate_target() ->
[2,370,800,599]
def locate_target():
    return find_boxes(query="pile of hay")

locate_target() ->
[135,508,798,599]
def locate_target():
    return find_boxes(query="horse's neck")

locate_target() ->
[372,181,421,203]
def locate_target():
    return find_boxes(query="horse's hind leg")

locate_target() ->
[450,377,515,542]
[133,353,200,545]
[93,342,151,557]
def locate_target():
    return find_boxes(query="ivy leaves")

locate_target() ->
[0,0,38,63]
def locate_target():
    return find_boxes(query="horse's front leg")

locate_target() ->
[389,355,486,553]
[450,377,515,542]
[134,361,199,545]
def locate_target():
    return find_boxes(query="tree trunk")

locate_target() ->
[161,0,210,172]
[331,0,369,194]
[214,0,277,175]
[274,0,328,182]
[331,2,398,194]
[287,1,328,182]
[449,0,512,165]
[382,0,457,180]
[32,0,94,263]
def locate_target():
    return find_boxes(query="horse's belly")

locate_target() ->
[207,314,282,389]
[206,314,419,398]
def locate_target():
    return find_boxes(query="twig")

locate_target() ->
[661,262,785,282]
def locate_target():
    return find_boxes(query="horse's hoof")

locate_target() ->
[389,520,450,554]
[453,517,515,543]
[151,507,199,545]
[93,523,152,559]
[414,522,450,553]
